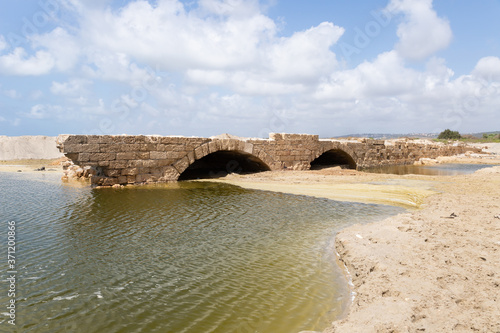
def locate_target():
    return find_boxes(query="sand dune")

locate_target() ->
[0,136,63,160]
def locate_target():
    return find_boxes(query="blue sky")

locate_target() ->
[0,0,499,138]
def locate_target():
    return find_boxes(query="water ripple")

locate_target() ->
[0,174,403,333]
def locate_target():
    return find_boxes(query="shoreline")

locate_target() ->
[324,166,500,332]
[2,157,500,331]
[194,163,500,332]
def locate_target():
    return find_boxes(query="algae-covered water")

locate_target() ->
[0,172,403,332]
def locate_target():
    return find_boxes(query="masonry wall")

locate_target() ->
[57,134,482,186]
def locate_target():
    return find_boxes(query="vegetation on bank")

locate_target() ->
[434,129,500,143]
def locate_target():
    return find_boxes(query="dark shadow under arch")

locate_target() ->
[178,151,271,180]
[310,149,357,170]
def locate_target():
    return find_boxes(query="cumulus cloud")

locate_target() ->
[82,50,155,84]
[32,28,81,71]
[0,47,54,75]
[472,56,500,81]
[1,0,498,135]
[387,0,452,61]
[79,0,276,71]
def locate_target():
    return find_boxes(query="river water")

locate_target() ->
[364,163,497,176]
[0,172,403,333]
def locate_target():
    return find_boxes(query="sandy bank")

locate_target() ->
[0,135,64,160]
[0,158,64,173]
[208,170,439,209]
[323,166,500,332]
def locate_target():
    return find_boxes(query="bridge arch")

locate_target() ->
[310,147,357,170]
[174,140,273,181]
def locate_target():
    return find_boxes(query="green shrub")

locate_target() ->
[437,129,461,140]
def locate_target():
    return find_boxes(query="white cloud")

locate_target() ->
[472,56,500,81]
[314,51,419,100]
[28,104,48,119]
[3,0,497,135]
[32,28,81,71]
[79,0,277,71]
[0,47,55,76]
[185,22,344,94]
[82,50,152,84]
[266,22,343,83]
[387,0,452,61]
[81,98,107,115]
[50,78,91,96]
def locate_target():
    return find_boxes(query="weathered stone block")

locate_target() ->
[98,160,110,167]
[102,178,119,186]
[146,143,158,151]
[117,176,128,184]
[163,166,180,181]
[194,146,204,160]
[139,167,151,174]
[120,144,140,152]
[126,160,141,168]
[87,136,109,144]
[150,151,167,160]
[173,144,188,152]
[143,160,160,168]
[89,153,116,161]
[121,168,139,176]
[105,169,121,177]
[208,141,217,154]
[243,142,253,154]
[78,153,91,162]
[158,144,171,152]
[62,143,81,153]
[187,151,195,164]
[201,143,209,156]
[137,152,150,160]
[109,160,128,169]
[99,144,119,153]
[116,152,136,160]
[174,156,190,173]
[64,135,88,145]
[80,144,101,153]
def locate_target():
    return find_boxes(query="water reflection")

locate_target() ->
[0,173,403,333]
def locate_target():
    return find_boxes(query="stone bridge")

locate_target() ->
[56,133,481,186]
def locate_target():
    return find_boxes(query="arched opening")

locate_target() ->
[178,151,271,180]
[310,149,357,170]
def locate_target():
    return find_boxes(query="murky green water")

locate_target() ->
[0,172,403,333]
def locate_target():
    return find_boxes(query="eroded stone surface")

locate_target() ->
[56,134,483,186]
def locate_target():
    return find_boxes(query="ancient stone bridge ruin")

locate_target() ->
[57,133,481,186]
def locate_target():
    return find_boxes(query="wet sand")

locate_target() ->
[0,158,65,173]
[325,166,500,332]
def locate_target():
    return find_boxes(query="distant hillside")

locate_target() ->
[335,131,500,140]
[468,131,500,138]
[334,133,438,139]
